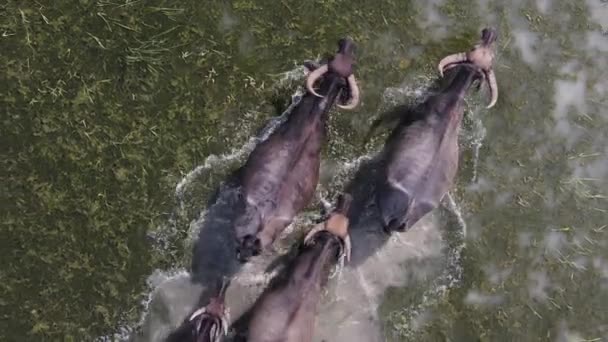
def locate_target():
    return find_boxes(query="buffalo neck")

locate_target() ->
[291,73,344,125]
[277,73,345,143]
[312,73,344,116]
[296,231,342,288]
[438,64,481,109]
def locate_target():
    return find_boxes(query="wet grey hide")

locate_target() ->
[233,38,360,262]
[376,28,499,232]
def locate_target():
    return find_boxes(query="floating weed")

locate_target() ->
[96,12,112,31]
[560,176,607,201]
[147,6,184,13]
[18,8,34,52]
[108,18,139,32]
[86,32,106,49]
[526,304,543,320]
[568,152,602,160]
[38,10,49,25]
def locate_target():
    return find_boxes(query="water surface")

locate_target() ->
[1,0,607,341]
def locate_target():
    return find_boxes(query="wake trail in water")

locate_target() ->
[463,102,488,183]
[382,192,467,340]
[446,192,467,240]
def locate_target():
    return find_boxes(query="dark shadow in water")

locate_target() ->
[341,154,390,266]
[163,175,245,342]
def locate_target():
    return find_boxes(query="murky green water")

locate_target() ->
[2,0,607,341]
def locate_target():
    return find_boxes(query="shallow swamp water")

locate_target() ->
[1,0,607,341]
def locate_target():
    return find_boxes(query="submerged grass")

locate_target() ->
[1,0,607,340]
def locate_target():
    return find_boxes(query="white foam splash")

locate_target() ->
[380,76,434,108]
[272,64,309,88]
[318,153,375,197]
[445,192,467,240]
[465,107,488,183]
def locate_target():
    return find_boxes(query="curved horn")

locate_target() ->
[305,64,328,98]
[216,277,229,301]
[342,234,351,263]
[438,52,467,77]
[220,316,230,341]
[303,223,324,246]
[337,74,360,110]
[485,69,498,109]
[189,307,206,322]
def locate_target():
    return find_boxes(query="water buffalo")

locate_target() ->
[246,194,352,342]
[376,27,498,232]
[234,38,360,262]
[167,279,230,342]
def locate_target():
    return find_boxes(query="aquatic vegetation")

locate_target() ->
[1,0,607,341]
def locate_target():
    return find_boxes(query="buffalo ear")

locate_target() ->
[303,60,321,71]
[304,55,331,71]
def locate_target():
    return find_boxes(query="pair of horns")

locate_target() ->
[188,277,231,342]
[188,308,228,342]
[303,222,352,263]
[437,51,498,109]
[305,65,360,110]
[303,193,353,262]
